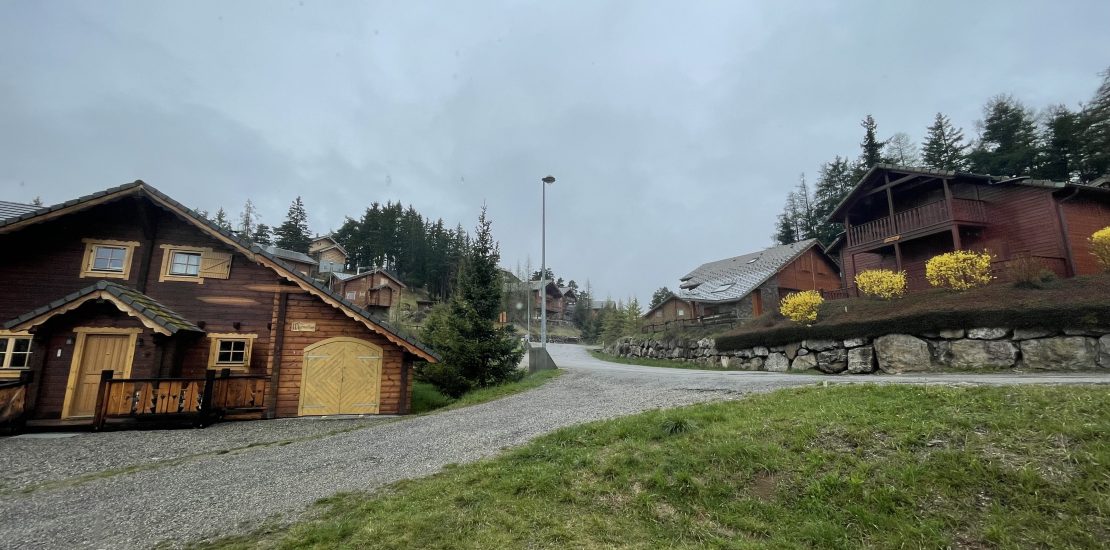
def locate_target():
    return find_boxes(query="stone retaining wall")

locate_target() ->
[602,328,1110,373]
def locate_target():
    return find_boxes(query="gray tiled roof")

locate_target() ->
[0,181,440,361]
[262,245,318,266]
[0,201,41,221]
[3,281,203,334]
[677,239,819,303]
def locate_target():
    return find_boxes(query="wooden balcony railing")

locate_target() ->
[847,198,988,249]
[0,372,33,432]
[92,369,267,430]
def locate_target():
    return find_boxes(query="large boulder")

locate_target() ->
[847,346,876,374]
[816,349,848,374]
[1020,337,1099,370]
[764,353,789,372]
[791,353,818,372]
[1101,335,1110,368]
[946,339,1018,370]
[873,334,932,373]
[967,327,1009,340]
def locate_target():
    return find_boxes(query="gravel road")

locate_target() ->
[1,343,1107,549]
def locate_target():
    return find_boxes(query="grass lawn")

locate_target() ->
[202,385,1110,549]
[718,273,1110,350]
[410,369,563,414]
[589,348,736,371]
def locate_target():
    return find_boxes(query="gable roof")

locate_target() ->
[4,280,203,336]
[262,245,318,266]
[0,181,437,362]
[334,267,407,289]
[0,201,41,222]
[677,239,822,303]
[642,294,691,319]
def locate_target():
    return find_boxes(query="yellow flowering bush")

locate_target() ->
[1091,226,1110,271]
[779,290,823,324]
[854,269,907,299]
[925,250,993,291]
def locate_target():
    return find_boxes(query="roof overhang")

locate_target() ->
[5,282,203,337]
[826,165,995,223]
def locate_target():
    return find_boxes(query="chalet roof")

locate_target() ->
[677,239,821,303]
[0,181,438,362]
[642,294,689,319]
[331,272,357,282]
[558,287,577,298]
[262,245,318,266]
[335,268,407,289]
[3,280,203,336]
[529,280,562,295]
[0,201,41,221]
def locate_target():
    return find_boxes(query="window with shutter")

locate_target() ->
[199,251,233,279]
[159,245,233,283]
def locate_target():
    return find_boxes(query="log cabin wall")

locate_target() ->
[967,185,1066,262]
[1060,196,1110,275]
[775,248,842,292]
[274,292,409,417]
[647,296,695,324]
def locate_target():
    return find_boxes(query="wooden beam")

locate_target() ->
[943,178,962,249]
[266,291,288,420]
[861,173,932,198]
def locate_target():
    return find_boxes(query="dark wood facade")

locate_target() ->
[830,166,1110,291]
[0,183,436,425]
[334,270,406,312]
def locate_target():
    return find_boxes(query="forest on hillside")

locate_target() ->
[775,67,1110,247]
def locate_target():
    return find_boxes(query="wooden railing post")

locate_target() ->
[199,369,217,427]
[92,370,114,431]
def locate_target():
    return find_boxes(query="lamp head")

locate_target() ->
[542,175,556,185]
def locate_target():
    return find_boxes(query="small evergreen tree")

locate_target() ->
[811,156,856,245]
[251,223,273,245]
[419,207,524,397]
[853,114,886,179]
[921,112,969,170]
[649,287,674,310]
[31,196,43,207]
[213,208,233,231]
[274,197,312,252]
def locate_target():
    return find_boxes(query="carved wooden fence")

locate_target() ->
[0,372,33,433]
[92,369,267,430]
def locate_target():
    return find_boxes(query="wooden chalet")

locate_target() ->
[651,239,841,325]
[330,268,407,314]
[309,235,349,274]
[0,181,438,430]
[530,281,566,321]
[827,165,1110,294]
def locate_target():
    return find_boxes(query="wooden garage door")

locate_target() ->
[298,337,382,416]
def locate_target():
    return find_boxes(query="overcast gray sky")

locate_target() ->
[1,1,1106,303]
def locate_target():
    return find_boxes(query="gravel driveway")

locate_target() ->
[1,343,1107,549]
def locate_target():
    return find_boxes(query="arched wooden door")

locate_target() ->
[298,337,382,416]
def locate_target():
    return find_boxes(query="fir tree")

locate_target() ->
[1079,67,1110,181]
[419,207,524,396]
[1037,105,1083,181]
[921,112,969,170]
[274,197,311,252]
[968,95,1040,176]
[213,208,233,231]
[855,114,886,178]
[811,156,855,245]
[649,287,674,310]
[251,223,273,245]
[566,280,578,290]
[31,196,43,207]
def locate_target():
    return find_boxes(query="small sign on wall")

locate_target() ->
[291,321,317,332]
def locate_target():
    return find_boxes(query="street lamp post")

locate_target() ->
[540,175,555,348]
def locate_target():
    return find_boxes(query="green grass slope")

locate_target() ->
[204,385,1110,549]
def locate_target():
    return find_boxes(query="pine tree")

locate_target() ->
[251,223,273,245]
[274,197,311,253]
[1079,67,1110,181]
[968,95,1040,176]
[855,115,886,178]
[811,157,855,245]
[419,207,524,396]
[213,208,233,231]
[31,196,43,207]
[566,280,578,290]
[649,287,674,309]
[624,298,643,334]
[921,112,969,170]
[1037,105,1083,181]
[238,199,259,237]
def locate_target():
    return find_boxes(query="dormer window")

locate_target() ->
[80,239,139,280]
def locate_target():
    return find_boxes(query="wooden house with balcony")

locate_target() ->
[827,165,1110,293]
[330,268,407,315]
[0,181,438,431]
